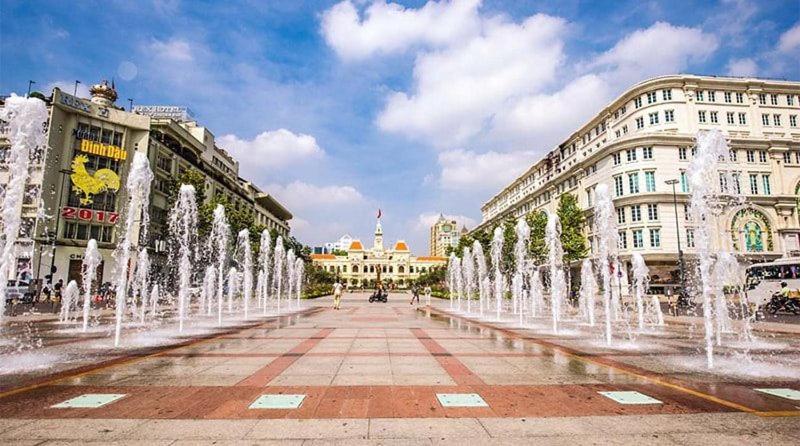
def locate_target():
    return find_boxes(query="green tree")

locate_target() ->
[526,210,548,264]
[501,217,517,272]
[556,193,589,263]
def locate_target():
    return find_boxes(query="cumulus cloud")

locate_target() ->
[148,37,193,61]
[218,129,324,180]
[266,181,364,211]
[321,0,482,60]
[726,57,758,77]
[44,80,91,98]
[778,22,800,53]
[438,149,534,192]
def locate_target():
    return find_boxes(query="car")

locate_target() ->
[5,280,34,304]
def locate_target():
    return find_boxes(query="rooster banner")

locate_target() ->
[69,154,121,205]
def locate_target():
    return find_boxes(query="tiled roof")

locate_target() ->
[393,241,409,251]
[349,240,364,250]
[416,256,447,262]
[310,254,336,260]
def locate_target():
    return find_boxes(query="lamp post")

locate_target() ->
[127,98,134,112]
[73,80,81,97]
[27,80,36,97]
[665,179,688,307]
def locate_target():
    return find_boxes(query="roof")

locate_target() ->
[349,240,364,250]
[416,256,447,262]
[255,193,293,221]
[393,240,409,251]
[310,254,336,260]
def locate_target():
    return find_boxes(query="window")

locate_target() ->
[726,112,735,124]
[710,111,718,123]
[708,91,716,102]
[698,111,707,123]
[759,93,766,105]
[759,150,767,163]
[678,147,687,160]
[636,117,644,129]
[762,114,770,126]
[697,90,705,101]
[647,204,659,220]
[729,149,737,162]
[642,147,653,159]
[586,188,593,206]
[788,95,795,106]
[664,110,674,122]
[771,94,778,105]
[632,229,644,248]
[617,208,626,224]
[738,112,747,125]
[680,171,688,192]
[749,174,758,194]
[649,229,661,247]
[631,205,642,222]
[683,203,691,221]
[613,152,621,165]
[762,174,771,195]
[622,125,628,134]
[733,173,741,194]
[736,92,744,103]
[724,91,732,103]
[662,89,672,101]
[784,152,792,164]
[686,229,695,248]
[773,114,781,126]
[618,231,628,249]
[649,112,659,125]
[746,150,755,163]
[634,97,642,108]
[626,148,637,162]
[614,176,624,196]
[647,92,657,104]
[645,171,656,192]
[628,172,640,193]
[791,115,798,127]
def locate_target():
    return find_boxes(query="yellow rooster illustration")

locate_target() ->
[70,155,121,205]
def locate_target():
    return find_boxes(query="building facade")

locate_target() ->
[0,81,292,288]
[476,75,800,290]
[429,214,463,257]
[311,218,447,288]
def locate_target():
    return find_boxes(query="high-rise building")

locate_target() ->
[429,214,462,257]
[475,74,800,292]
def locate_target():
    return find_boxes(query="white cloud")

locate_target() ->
[148,37,193,61]
[266,181,364,211]
[44,80,91,98]
[414,212,476,232]
[726,57,758,77]
[321,0,482,60]
[218,129,324,180]
[593,22,718,87]
[778,22,800,53]
[438,149,534,192]
[377,13,567,148]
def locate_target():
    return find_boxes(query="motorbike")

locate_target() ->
[369,290,388,303]
[762,292,800,315]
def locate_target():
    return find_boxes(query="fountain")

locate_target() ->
[285,249,296,313]
[490,226,504,320]
[59,280,80,322]
[0,95,48,321]
[113,152,153,347]
[133,249,150,324]
[579,259,597,326]
[530,267,543,318]
[294,257,304,307]
[81,239,102,332]
[546,214,565,333]
[631,253,649,331]
[513,218,530,317]
[272,236,285,310]
[236,229,253,319]
[208,205,230,326]
[203,265,216,316]
[169,184,198,332]
[593,183,619,345]
[447,254,459,310]
[472,241,488,316]
[461,246,473,313]
[258,230,272,314]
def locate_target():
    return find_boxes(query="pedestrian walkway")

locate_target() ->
[0,293,798,444]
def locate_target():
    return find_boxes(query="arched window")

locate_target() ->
[389,266,394,273]
[410,266,415,273]
[743,222,764,252]
[369,265,374,273]
[731,208,773,252]
[342,265,347,273]
[352,265,359,273]
[398,265,405,273]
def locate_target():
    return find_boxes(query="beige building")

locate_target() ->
[311,218,447,288]
[429,214,464,257]
[476,74,800,291]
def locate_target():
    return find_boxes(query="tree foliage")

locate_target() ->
[526,210,548,264]
[556,193,589,263]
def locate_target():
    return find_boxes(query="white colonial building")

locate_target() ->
[476,74,800,291]
[311,218,447,288]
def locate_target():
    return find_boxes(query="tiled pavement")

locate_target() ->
[0,292,798,444]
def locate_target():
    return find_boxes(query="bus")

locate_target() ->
[745,258,800,307]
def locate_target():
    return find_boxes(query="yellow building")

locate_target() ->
[311,218,446,288]
[429,214,465,256]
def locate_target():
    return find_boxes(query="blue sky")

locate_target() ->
[2,0,799,252]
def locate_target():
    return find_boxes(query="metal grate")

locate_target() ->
[436,393,488,407]
[51,394,127,409]
[249,394,306,409]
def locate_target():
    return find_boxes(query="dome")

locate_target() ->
[89,79,118,106]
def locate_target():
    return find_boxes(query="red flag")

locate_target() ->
[377,209,382,219]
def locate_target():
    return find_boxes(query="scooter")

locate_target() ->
[369,290,388,303]
[762,292,800,315]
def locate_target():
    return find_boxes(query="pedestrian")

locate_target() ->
[424,285,432,305]
[52,279,63,313]
[332,280,343,310]
[410,284,420,305]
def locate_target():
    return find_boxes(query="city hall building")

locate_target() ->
[476,75,800,292]
[311,218,447,288]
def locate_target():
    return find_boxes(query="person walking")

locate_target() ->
[332,280,343,310]
[410,284,420,305]
[424,285,432,306]
[52,279,63,314]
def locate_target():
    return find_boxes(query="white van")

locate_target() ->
[745,258,800,307]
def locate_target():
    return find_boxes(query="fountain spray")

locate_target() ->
[169,185,198,332]
[81,239,102,332]
[490,226,504,320]
[593,183,619,345]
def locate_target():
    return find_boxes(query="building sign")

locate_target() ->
[70,155,121,205]
[61,207,120,224]
[78,139,128,161]
[58,92,91,114]
[132,105,194,122]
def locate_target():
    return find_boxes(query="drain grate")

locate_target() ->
[598,391,662,405]
[755,388,800,400]
[436,393,488,407]
[51,394,127,409]
[249,394,306,409]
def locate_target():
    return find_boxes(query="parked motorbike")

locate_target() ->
[762,292,800,315]
[368,290,388,303]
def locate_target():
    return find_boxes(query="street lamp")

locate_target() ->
[665,179,688,307]
[27,80,36,97]
[73,80,81,97]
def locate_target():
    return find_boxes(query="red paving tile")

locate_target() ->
[235,328,334,387]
